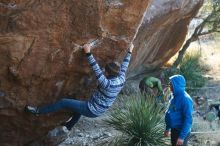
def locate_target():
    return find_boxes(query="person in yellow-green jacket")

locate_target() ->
[139,76,163,96]
[139,76,168,110]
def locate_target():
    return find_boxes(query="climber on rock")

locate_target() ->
[25,42,134,133]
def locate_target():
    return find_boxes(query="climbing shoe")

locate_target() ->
[24,105,39,114]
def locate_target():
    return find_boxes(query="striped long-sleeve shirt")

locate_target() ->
[86,52,132,116]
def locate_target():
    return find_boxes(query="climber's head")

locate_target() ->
[105,62,120,77]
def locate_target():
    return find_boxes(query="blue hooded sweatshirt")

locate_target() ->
[165,75,193,140]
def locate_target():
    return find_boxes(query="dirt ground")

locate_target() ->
[58,36,220,146]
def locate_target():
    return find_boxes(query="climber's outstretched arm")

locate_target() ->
[83,43,109,88]
[118,43,134,79]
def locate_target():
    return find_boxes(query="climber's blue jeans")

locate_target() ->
[38,98,98,130]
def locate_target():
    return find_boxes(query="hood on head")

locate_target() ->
[169,74,186,95]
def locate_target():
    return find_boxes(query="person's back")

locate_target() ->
[86,50,131,116]
[139,76,163,95]
[89,77,124,114]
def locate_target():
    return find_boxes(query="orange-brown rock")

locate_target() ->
[0,0,202,145]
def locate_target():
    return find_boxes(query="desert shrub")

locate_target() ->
[163,52,207,93]
[105,93,167,146]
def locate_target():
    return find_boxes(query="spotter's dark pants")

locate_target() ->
[171,128,190,146]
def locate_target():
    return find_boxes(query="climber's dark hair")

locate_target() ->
[105,62,120,76]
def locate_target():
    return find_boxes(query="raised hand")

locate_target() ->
[128,43,134,53]
[83,43,91,53]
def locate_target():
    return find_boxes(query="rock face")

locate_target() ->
[0,0,202,145]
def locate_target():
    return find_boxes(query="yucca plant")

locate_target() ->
[105,93,168,146]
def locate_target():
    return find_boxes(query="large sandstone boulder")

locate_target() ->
[0,0,202,145]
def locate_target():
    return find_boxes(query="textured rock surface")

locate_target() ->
[0,0,202,145]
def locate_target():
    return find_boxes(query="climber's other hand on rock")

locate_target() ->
[83,44,91,53]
